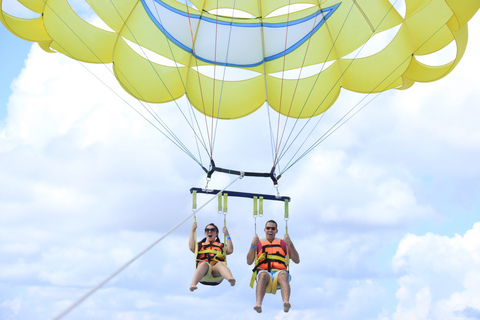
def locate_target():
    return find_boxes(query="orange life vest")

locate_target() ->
[196,241,225,266]
[256,238,287,271]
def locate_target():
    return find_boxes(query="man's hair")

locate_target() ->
[265,220,278,228]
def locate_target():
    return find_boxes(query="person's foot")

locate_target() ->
[228,278,236,286]
[189,285,197,292]
[254,305,262,313]
[283,302,291,313]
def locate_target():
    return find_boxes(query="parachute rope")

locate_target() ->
[273,0,339,169]
[147,0,212,165]
[272,0,293,168]
[274,0,403,173]
[274,0,362,167]
[211,0,239,157]
[279,9,451,175]
[3,0,476,182]
[50,175,243,320]
[42,0,216,168]
[185,3,215,159]
[39,0,208,168]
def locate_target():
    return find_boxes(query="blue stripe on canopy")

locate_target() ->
[141,0,340,67]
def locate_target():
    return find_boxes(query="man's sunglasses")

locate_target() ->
[266,227,276,230]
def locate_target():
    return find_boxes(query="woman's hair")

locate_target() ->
[198,223,221,245]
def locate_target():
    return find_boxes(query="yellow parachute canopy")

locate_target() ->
[1,0,478,120]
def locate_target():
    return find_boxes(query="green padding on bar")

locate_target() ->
[284,199,289,218]
[223,193,228,213]
[192,190,197,210]
[260,196,264,215]
[218,193,222,212]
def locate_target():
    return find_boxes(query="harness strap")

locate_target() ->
[249,270,286,295]
[253,253,287,272]
[196,260,224,283]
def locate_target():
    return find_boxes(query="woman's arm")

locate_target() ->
[189,222,197,253]
[223,226,234,255]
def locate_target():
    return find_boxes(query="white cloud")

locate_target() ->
[391,223,480,320]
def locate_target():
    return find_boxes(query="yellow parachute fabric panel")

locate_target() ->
[339,24,411,93]
[260,0,322,18]
[266,63,341,118]
[264,0,404,73]
[43,0,116,63]
[113,38,187,103]
[86,0,138,32]
[445,0,480,29]
[118,1,193,67]
[0,0,479,120]
[0,12,50,42]
[18,0,45,14]
[195,0,261,17]
[264,22,335,74]
[352,0,404,33]
[186,69,265,119]
[404,0,453,55]
[161,0,202,15]
[403,23,468,84]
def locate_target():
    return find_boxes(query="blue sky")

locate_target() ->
[1,2,480,320]
[0,26,30,120]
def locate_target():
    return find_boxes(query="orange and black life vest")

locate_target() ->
[254,238,288,271]
[196,241,225,266]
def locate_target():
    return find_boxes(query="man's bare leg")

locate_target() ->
[254,272,270,313]
[278,272,291,312]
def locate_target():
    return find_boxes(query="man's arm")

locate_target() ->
[246,234,259,265]
[284,234,300,264]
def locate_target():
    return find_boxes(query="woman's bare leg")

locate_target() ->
[189,262,209,291]
[212,263,235,286]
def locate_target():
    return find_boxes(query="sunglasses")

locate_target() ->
[266,227,276,230]
[205,228,217,232]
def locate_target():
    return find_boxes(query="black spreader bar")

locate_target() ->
[190,187,291,202]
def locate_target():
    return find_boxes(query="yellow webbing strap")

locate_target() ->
[249,269,283,295]
[198,261,225,282]
[266,271,281,295]
[250,270,257,288]
[249,253,287,288]
[259,196,264,216]
[192,190,197,210]
[285,199,290,268]
[218,193,223,212]
[223,193,228,213]
[223,193,228,263]
[193,191,198,267]
[193,217,198,267]
[197,249,226,260]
